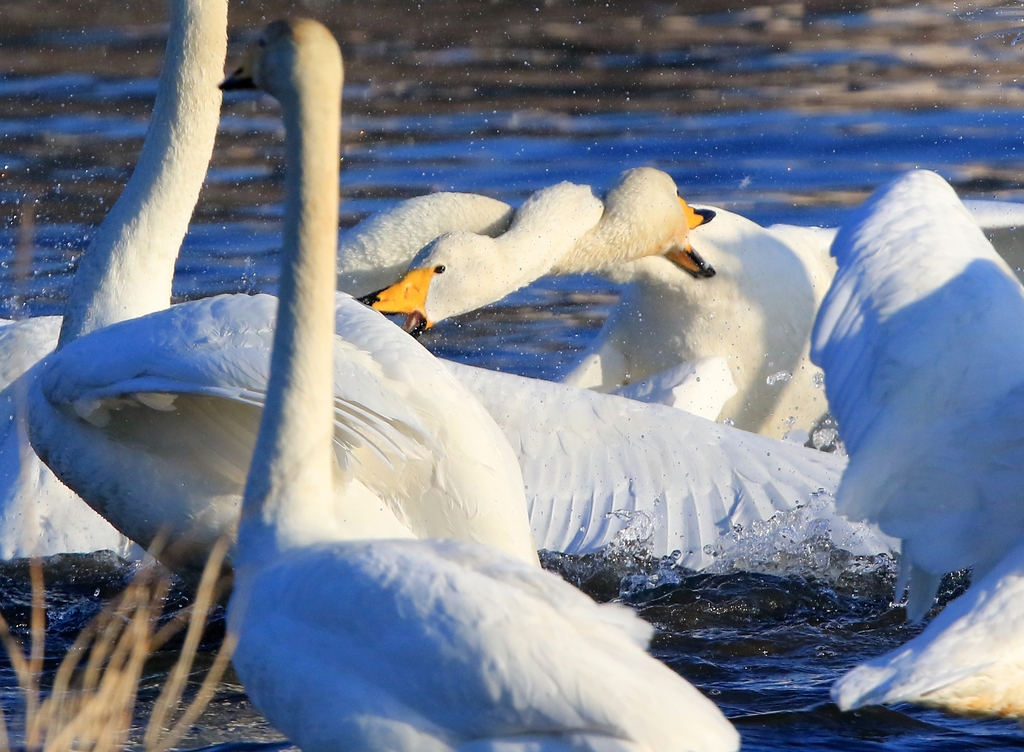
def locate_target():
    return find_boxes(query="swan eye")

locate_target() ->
[258,38,266,48]
[434,265,446,274]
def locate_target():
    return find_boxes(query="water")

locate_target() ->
[3,0,1024,748]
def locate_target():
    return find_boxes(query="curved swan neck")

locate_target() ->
[241,22,343,552]
[57,0,227,349]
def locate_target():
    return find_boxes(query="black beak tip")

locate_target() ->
[695,208,716,225]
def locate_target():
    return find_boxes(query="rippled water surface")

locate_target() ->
[4,0,1024,749]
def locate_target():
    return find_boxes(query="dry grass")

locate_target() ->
[0,537,236,752]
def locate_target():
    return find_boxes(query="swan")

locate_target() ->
[564,214,839,438]
[363,172,836,437]
[222,21,740,751]
[0,0,227,559]
[812,170,1024,714]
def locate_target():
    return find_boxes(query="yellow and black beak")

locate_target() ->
[357,267,437,337]
[219,57,257,91]
[664,199,716,279]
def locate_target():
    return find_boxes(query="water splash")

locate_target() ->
[704,490,896,581]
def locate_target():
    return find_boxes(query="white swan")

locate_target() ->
[812,170,1024,715]
[223,21,740,751]
[0,0,226,559]
[565,213,838,438]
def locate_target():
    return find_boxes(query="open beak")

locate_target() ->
[662,199,716,278]
[664,246,716,279]
[357,267,435,336]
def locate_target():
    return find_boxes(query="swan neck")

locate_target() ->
[57,0,227,349]
[240,45,343,553]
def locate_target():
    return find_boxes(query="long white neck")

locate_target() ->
[501,182,603,283]
[240,34,343,554]
[57,0,227,349]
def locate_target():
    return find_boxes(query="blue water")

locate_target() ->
[3,1,1024,748]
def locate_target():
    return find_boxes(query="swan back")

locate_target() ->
[57,0,227,348]
[812,169,1024,616]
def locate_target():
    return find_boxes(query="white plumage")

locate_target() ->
[813,169,1024,621]
[815,169,1024,715]
[833,538,1024,716]
[29,292,539,575]
[564,211,838,438]
[29,287,877,573]
[448,361,889,569]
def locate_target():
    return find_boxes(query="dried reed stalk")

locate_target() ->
[0,538,235,752]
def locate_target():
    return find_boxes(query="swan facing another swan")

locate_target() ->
[222,19,739,752]
[815,169,1024,716]
[360,167,715,335]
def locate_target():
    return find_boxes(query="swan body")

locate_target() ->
[812,169,1024,622]
[564,211,838,438]
[0,0,226,559]
[232,536,739,752]
[225,20,739,752]
[28,292,539,575]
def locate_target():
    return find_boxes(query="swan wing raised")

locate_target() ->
[812,170,1024,601]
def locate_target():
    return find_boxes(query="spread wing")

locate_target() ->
[811,170,1024,594]
[446,362,890,570]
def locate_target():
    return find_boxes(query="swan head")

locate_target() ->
[220,18,342,101]
[358,232,503,335]
[599,167,716,278]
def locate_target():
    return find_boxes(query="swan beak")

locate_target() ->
[220,60,257,91]
[357,267,435,336]
[665,199,716,278]
[664,246,716,279]
[680,199,716,230]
